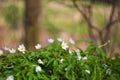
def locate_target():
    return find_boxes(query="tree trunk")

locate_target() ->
[24,0,41,50]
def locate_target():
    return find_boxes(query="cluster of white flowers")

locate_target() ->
[2,45,25,54]
[1,38,77,79]
[75,49,81,60]
[1,38,116,79]
[3,46,16,54]
[0,38,76,54]
[1,47,15,55]
[9,48,16,54]
[35,59,43,72]
[75,49,88,60]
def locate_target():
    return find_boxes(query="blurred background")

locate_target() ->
[0,0,120,55]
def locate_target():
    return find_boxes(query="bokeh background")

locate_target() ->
[0,0,120,55]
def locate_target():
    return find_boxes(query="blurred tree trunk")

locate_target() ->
[24,0,41,50]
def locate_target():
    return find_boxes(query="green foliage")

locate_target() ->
[0,41,120,80]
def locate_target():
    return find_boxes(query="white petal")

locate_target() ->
[69,49,73,55]
[0,50,3,55]
[85,70,90,74]
[35,44,41,49]
[59,59,64,63]
[6,75,14,80]
[65,68,67,71]
[38,59,43,64]
[9,48,16,53]
[77,55,82,60]
[4,46,9,51]
[75,49,80,53]
[48,38,54,43]
[57,38,63,42]
[36,66,42,72]
[69,38,75,44]
[61,41,69,50]
[106,69,112,75]
[82,57,87,60]
[18,44,26,53]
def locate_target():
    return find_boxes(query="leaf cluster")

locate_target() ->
[0,41,120,80]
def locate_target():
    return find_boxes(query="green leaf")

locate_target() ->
[46,58,54,67]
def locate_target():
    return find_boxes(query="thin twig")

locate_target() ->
[72,0,100,40]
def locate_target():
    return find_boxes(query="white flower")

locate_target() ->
[69,49,73,55]
[35,66,42,72]
[9,48,16,54]
[76,52,80,56]
[48,38,54,43]
[75,49,80,55]
[0,50,3,55]
[38,59,43,64]
[18,44,26,54]
[77,55,82,60]
[59,59,64,63]
[69,38,75,44]
[6,75,14,80]
[35,44,41,50]
[4,46,10,51]
[106,69,112,75]
[102,64,108,68]
[75,49,80,53]
[61,41,69,50]
[82,56,87,60]
[65,68,67,71]
[85,70,90,74]
[57,38,63,42]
